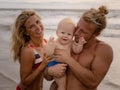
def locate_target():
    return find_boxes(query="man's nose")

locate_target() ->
[75,29,79,36]
[75,30,83,37]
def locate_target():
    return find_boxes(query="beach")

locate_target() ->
[0,4,120,90]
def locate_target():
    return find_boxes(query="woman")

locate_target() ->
[11,10,51,90]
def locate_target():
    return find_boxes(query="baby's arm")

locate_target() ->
[72,37,86,54]
[45,37,56,56]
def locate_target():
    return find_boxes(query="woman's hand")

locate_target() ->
[43,53,53,63]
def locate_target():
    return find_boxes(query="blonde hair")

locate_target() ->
[11,10,41,61]
[58,18,75,27]
[82,5,109,33]
[57,18,76,33]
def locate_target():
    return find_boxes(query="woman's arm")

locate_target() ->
[20,47,49,85]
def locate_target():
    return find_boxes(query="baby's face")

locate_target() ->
[57,23,75,45]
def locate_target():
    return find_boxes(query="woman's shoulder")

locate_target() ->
[21,44,33,56]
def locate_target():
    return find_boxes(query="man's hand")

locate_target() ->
[53,49,71,63]
[48,63,67,78]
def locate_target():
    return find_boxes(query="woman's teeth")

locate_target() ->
[37,30,41,34]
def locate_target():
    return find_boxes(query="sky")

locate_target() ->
[0,0,98,3]
[0,0,120,9]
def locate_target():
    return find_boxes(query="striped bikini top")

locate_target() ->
[29,39,47,70]
[29,44,43,70]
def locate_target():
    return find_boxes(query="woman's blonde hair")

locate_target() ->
[82,5,109,33]
[11,10,41,61]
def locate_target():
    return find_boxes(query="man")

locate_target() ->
[45,5,113,90]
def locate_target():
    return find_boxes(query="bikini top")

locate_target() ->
[29,39,47,70]
[29,44,43,70]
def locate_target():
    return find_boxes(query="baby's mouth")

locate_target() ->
[62,38,68,41]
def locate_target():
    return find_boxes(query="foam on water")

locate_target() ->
[0,9,120,37]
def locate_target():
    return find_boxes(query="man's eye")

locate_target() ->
[61,32,65,34]
[36,20,40,24]
[82,30,88,34]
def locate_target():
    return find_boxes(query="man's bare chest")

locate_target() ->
[76,49,95,69]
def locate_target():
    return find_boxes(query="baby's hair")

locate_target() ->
[58,18,75,27]
[82,5,109,33]
[57,18,76,33]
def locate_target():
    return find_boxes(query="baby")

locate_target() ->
[45,18,86,90]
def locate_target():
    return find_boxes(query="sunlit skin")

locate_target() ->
[25,15,44,42]
[56,22,75,48]
[48,18,113,90]
[46,20,76,90]
[19,15,49,90]
[45,18,87,90]
[54,22,75,90]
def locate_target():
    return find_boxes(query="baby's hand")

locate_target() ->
[45,36,56,56]
[72,37,86,54]
[78,37,87,45]
[48,36,55,44]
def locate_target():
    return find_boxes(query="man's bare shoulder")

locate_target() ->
[96,41,113,62]
[97,41,113,51]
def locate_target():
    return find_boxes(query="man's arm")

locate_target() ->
[44,64,67,80]
[66,43,113,88]
[53,43,113,88]
[44,67,54,81]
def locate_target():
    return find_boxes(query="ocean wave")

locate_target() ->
[0,9,120,38]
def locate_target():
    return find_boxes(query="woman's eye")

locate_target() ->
[29,25,35,29]
[61,32,65,34]
[36,20,39,24]
[68,33,71,35]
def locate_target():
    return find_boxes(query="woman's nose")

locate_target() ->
[35,24,40,29]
